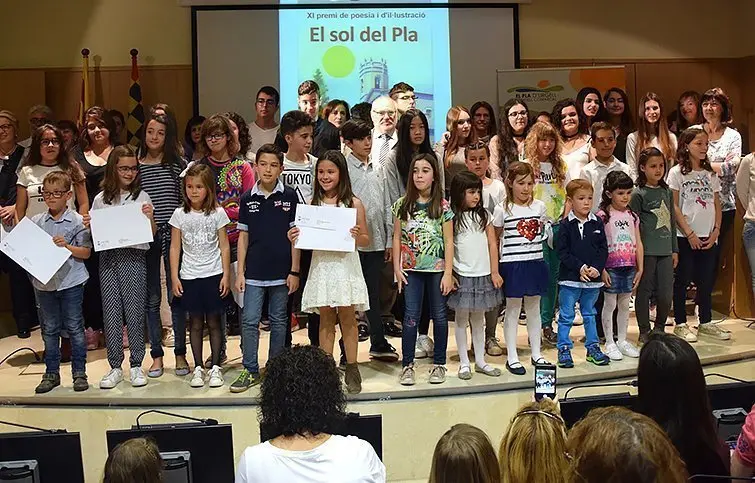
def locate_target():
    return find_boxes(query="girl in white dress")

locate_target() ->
[289,150,370,394]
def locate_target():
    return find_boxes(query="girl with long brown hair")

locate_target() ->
[435,106,471,192]
[490,99,530,180]
[627,92,677,178]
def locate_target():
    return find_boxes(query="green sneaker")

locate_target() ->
[229,369,260,394]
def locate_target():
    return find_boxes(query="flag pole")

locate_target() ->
[127,48,144,147]
[78,48,91,127]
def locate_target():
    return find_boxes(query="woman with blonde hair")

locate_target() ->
[103,437,162,483]
[523,121,568,347]
[435,106,472,193]
[567,406,688,483]
[498,398,568,483]
[430,423,500,483]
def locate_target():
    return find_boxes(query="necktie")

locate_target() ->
[379,133,391,167]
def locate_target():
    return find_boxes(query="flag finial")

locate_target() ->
[81,48,90,57]
[130,49,138,57]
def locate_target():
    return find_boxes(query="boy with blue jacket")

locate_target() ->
[556,179,610,368]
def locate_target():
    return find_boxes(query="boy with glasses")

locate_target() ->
[389,82,417,116]
[249,86,280,156]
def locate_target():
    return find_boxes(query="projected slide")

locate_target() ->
[279,6,451,140]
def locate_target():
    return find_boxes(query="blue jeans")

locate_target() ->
[557,285,600,350]
[146,225,187,358]
[402,271,448,366]
[241,284,289,373]
[743,220,755,301]
[36,284,87,374]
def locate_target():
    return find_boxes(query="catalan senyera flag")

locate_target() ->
[78,49,92,126]
[127,49,144,147]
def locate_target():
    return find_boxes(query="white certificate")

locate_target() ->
[90,203,154,252]
[0,217,71,285]
[294,204,357,252]
[231,261,244,309]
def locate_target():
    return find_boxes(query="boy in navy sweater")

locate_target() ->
[556,179,610,368]
[232,144,300,393]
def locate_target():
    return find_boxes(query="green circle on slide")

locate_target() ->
[322,46,355,78]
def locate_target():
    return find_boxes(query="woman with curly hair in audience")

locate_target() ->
[567,406,688,483]
[498,398,569,483]
[235,345,385,482]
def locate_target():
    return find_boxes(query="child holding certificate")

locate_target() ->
[288,150,370,394]
[31,171,92,393]
[87,145,157,389]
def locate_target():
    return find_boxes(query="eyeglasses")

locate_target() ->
[205,133,226,141]
[372,110,396,118]
[41,190,66,199]
[398,95,417,101]
[117,166,139,173]
[508,110,528,118]
[0,124,13,131]
[467,141,488,150]
[40,139,60,147]
[256,98,277,106]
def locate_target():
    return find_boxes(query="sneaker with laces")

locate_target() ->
[573,304,583,326]
[163,328,175,348]
[604,342,623,361]
[586,344,610,366]
[674,324,698,342]
[383,321,402,338]
[616,340,640,358]
[357,323,369,342]
[208,365,224,388]
[100,368,123,389]
[399,364,415,386]
[557,347,574,368]
[418,335,434,357]
[542,327,557,348]
[368,343,399,362]
[35,373,61,394]
[230,369,260,393]
[130,367,147,387]
[697,323,731,341]
[428,365,447,384]
[414,339,427,359]
[485,337,504,356]
[72,373,89,392]
[190,366,205,387]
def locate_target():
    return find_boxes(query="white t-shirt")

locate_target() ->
[667,165,721,238]
[168,207,230,279]
[492,199,546,262]
[453,212,491,277]
[235,435,386,483]
[579,157,632,212]
[17,164,77,218]
[282,153,317,204]
[91,189,153,250]
[482,178,506,216]
[248,122,280,157]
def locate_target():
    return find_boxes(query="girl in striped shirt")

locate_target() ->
[493,161,550,375]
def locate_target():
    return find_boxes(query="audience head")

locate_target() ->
[603,87,634,134]
[576,87,605,124]
[255,85,280,119]
[223,111,251,158]
[674,90,702,131]
[429,423,500,483]
[28,105,54,133]
[637,332,724,476]
[297,80,321,121]
[389,81,417,114]
[198,114,239,159]
[700,87,732,125]
[80,106,117,151]
[498,398,568,483]
[551,98,586,138]
[323,99,350,129]
[183,115,206,152]
[103,437,163,483]
[470,101,497,141]
[107,109,125,139]
[259,345,346,439]
[350,102,374,129]
[57,119,79,149]
[371,96,398,135]
[280,110,315,154]
[567,406,687,483]
[0,110,19,144]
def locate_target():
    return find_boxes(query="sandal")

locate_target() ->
[458,365,472,380]
[475,364,502,377]
[531,357,550,366]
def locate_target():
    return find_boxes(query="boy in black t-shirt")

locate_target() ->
[231,144,300,393]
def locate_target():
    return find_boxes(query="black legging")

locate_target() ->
[189,313,222,368]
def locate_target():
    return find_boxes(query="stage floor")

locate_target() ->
[1,314,753,406]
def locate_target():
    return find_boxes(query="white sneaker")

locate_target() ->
[130,367,147,387]
[417,335,434,357]
[190,366,205,388]
[674,324,698,343]
[573,304,583,326]
[208,365,224,388]
[604,342,623,361]
[99,368,123,389]
[414,338,427,358]
[697,322,732,341]
[616,340,640,358]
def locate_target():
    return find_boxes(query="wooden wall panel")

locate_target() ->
[0,70,46,139]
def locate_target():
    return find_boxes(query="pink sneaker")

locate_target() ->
[85,328,98,351]
[122,326,129,349]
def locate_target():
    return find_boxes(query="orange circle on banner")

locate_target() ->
[538,80,551,88]
[569,68,626,92]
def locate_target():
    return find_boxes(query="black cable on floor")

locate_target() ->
[0,347,41,366]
